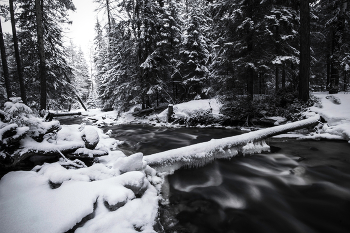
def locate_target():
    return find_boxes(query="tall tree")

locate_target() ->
[0,18,11,99]
[9,0,26,104]
[16,0,75,109]
[179,0,210,100]
[35,0,46,110]
[299,0,310,101]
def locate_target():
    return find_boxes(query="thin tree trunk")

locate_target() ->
[106,0,111,32]
[344,68,347,92]
[247,67,254,98]
[326,54,330,89]
[299,0,310,101]
[63,72,88,111]
[9,0,26,104]
[282,65,286,89]
[275,23,280,93]
[35,0,46,110]
[0,19,12,99]
[275,66,279,92]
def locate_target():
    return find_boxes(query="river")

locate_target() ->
[65,118,350,233]
[97,123,350,233]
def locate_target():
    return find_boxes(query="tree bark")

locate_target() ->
[0,19,11,99]
[282,65,286,89]
[247,67,254,98]
[9,0,26,104]
[35,0,46,110]
[275,66,279,92]
[344,68,347,92]
[326,54,330,89]
[299,0,310,101]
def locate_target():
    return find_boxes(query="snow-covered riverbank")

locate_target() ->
[1,93,350,233]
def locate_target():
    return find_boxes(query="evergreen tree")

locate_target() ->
[9,0,26,104]
[67,41,92,107]
[16,0,76,109]
[179,0,210,100]
[315,0,350,92]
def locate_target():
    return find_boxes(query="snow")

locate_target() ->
[0,166,159,233]
[0,102,161,233]
[82,99,223,127]
[309,92,350,142]
[2,92,350,232]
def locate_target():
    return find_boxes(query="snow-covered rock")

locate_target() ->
[309,93,350,142]
[81,126,100,149]
[113,152,145,174]
[0,156,160,233]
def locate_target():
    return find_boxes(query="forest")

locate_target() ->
[0,0,349,119]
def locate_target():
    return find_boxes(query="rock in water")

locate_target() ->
[81,126,99,149]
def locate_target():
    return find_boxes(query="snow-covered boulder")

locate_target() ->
[113,152,145,174]
[0,160,161,233]
[81,126,100,150]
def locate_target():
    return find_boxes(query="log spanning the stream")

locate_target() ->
[144,115,320,171]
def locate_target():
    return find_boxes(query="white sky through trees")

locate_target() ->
[67,0,99,60]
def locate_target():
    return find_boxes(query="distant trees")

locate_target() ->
[1,0,350,112]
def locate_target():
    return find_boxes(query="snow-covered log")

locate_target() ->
[144,115,320,171]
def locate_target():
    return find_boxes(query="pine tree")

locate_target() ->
[179,0,210,100]
[16,0,76,109]
[0,17,11,100]
[9,0,26,104]
[315,0,350,92]
[299,0,310,101]
[67,41,92,108]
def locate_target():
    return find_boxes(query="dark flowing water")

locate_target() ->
[59,118,350,233]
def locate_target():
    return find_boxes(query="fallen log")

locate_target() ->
[144,115,320,172]
[51,112,82,117]
[44,112,82,121]
[132,106,167,117]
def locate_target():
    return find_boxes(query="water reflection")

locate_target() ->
[164,140,350,233]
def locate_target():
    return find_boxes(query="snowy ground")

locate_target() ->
[84,98,223,127]
[0,100,162,233]
[300,92,350,142]
[0,125,162,233]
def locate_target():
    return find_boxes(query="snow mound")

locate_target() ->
[0,156,160,233]
[156,99,222,122]
[310,93,350,142]
[81,126,100,149]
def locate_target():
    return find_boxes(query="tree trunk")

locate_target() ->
[0,19,11,99]
[326,54,331,89]
[282,65,286,89]
[275,66,279,92]
[275,23,280,93]
[62,72,88,111]
[35,0,46,110]
[247,67,254,98]
[9,0,26,104]
[299,0,310,102]
[344,68,347,92]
